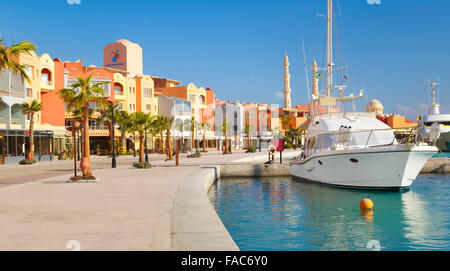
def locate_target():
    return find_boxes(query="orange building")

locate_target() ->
[377,115,417,129]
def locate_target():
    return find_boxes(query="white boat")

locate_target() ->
[290,0,437,191]
[417,81,450,152]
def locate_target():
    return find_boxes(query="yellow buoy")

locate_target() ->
[359,198,374,210]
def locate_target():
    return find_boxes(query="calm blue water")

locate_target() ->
[433,152,450,158]
[208,174,450,251]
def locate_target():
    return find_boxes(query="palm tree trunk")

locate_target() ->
[203,129,206,152]
[160,131,165,154]
[167,130,172,159]
[109,122,113,154]
[191,130,194,151]
[139,133,144,163]
[27,113,34,162]
[83,105,92,177]
[120,130,126,148]
[225,134,228,154]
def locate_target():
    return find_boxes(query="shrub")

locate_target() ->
[19,159,36,165]
[187,150,201,158]
[133,161,152,169]
[283,143,293,149]
[245,146,257,153]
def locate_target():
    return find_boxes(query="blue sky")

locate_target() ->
[1,0,449,119]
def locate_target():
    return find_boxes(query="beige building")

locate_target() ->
[103,39,143,78]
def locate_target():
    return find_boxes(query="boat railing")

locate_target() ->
[306,126,430,157]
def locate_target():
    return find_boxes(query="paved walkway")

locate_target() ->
[0,149,299,250]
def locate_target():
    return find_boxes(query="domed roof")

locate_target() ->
[116,39,132,44]
[366,99,384,114]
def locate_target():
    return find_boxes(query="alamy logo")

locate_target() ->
[67,0,81,4]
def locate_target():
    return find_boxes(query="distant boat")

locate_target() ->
[289,0,438,191]
[417,81,450,152]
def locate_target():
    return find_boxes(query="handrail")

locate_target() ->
[302,126,427,159]
[305,126,417,136]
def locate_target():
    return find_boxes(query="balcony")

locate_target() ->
[114,92,126,100]
[41,78,53,91]
[0,69,26,97]
[11,118,22,125]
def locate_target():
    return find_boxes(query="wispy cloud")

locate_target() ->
[367,0,381,5]
[396,104,428,120]
[274,91,283,99]
[67,0,81,5]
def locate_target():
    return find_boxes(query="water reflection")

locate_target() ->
[209,175,450,251]
[401,175,449,250]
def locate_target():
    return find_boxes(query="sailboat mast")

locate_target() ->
[326,0,333,98]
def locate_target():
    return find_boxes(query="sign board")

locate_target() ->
[271,139,284,151]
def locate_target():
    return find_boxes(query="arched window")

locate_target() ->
[41,68,51,85]
[199,95,206,105]
[114,83,123,95]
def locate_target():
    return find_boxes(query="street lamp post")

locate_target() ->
[111,106,117,168]
[258,131,261,152]
[77,128,81,161]
[145,130,148,163]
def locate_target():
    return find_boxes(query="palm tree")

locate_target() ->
[281,114,291,132]
[221,120,232,154]
[201,121,211,152]
[244,124,255,149]
[115,110,131,149]
[58,74,108,178]
[130,112,153,163]
[69,107,90,178]
[0,38,37,83]
[190,116,197,151]
[21,100,42,162]
[154,116,166,154]
[164,116,175,159]
[100,103,121,154]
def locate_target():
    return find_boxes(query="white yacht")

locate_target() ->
[417,81,450,152]
[290,0,437,191]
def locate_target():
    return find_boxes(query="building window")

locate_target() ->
[144,88,152,98]
[114,83,123,95]
[101,82,111,97]
[88,102,99,109]
[24,66,33,80]
[199,95,206,105]
[146,104,152,111]
[26,88,32,98]
[41,68,51,85]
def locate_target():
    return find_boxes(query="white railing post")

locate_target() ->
[365,130,373,149]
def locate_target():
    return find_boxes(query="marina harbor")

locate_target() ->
[1,0,449,254]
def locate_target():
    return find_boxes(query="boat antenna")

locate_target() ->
[301,37,311,104]
[326,0,333,100]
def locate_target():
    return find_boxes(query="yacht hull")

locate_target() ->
[290,145,437,190]
[436,132,450,152]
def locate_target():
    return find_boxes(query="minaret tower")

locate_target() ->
[283,54,292,109]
